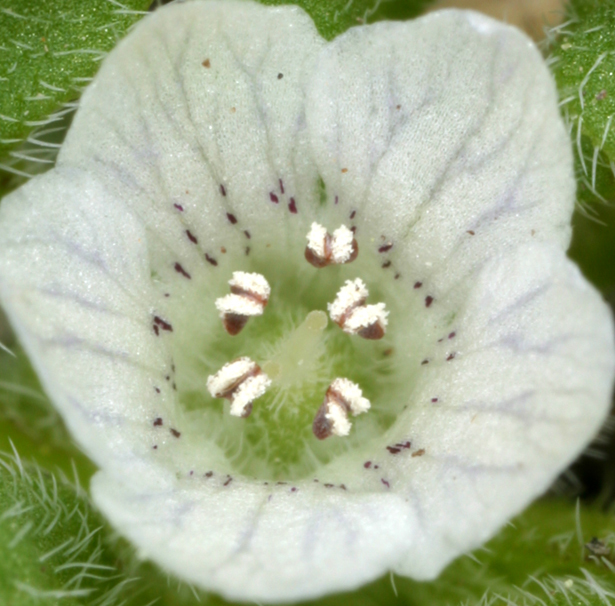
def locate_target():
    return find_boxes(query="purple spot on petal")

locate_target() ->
[173,203,184,212]
[270,192,279,204]
[288,198,297,214]
[381,478,390,488]
[226,212,237,225]
[364,461,372,469]
[425,296,433,308]
[382,261,391,268]
[350,210,356,219]
[279,179,285,194]
[431,397,438,403]
[334,195,339,205]
[220,184,226,197]
[244,230,251,239]
[205,254,218,266]
[414,281,422,289]
[174,262,191,279]
[378,243,393,253]
[448,332,456,339]
[153,316,173,332]
[153,417,163,426]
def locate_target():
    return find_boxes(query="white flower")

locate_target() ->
[0,0,613,602]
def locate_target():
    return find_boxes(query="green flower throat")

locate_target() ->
[161,222,431,481]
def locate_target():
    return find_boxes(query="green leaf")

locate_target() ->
[0,0,151,161]
[257,0,436,40]
[369,0,436,23]
[549,0,615,179]
[0,450,131,606]
[548,1,615,301]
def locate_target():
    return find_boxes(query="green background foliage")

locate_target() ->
[0,0,151,159]
[0,0,615,604]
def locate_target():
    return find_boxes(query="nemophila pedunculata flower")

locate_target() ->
[0,0,613,602]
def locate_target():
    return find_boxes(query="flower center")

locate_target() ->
[155,218,441,481]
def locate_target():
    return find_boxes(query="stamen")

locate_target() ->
[215,271,270,335]
[312,378,371,439]
[328,278,388,339]
[206,357,271,418]
[304,222,358,267]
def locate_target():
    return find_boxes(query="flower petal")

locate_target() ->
[377,243,614,579]
[58,0,324,261]
[0,168,172,483]
[306,10,575,289]
[90,245,613,601]
[91,471,417,602]
[0,1,612,603]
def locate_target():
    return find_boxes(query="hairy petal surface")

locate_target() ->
[384,244,615,579]
[59,0,325,262]
[0,1,612,603]
[307,10,575,289]
[0,168,170,483]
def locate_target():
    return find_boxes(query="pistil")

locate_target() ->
[262,310,327,388]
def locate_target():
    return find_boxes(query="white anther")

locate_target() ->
[229,271,270,299]
[215,271,270,335]
[343,303,388,334]
[328,278,388,340]
[306,222,328,259]
[216,294,263,317]
[305,222,358,268]
[331,225,355,264]
[229,373,271,417]
[312,377,371,439]
[325,401,352,437]
[330,377,371,415]
[206,357,271,418]
[328,278,368,322]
